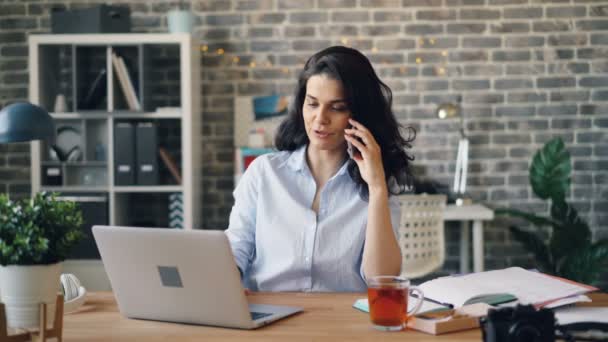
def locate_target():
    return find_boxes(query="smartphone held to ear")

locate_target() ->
[347,140,360,159]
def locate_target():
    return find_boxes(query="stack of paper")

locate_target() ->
[417,267,597,308]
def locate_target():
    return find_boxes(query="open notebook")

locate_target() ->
[416,267,597,308]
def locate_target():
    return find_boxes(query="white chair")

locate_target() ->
[397,194,447,279]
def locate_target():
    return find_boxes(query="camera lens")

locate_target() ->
[508,322,542,342]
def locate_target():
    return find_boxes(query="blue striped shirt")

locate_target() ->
[225,145,400,292]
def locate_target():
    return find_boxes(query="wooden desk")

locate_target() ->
[62,292,607,341]
[444,204,494,274]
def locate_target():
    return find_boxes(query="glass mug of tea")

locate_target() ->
[366,276,424,331]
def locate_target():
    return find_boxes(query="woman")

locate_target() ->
[225,46,415,292]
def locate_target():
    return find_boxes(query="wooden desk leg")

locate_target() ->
[473,220,484,273]
[460,221,470,274]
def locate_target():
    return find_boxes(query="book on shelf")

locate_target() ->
[111,52,141,111]
[159,147,182,185]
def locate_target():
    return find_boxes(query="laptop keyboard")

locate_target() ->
[250,311,273,320]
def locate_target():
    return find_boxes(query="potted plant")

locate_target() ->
[496,137,608,285]
[0,192,83,329]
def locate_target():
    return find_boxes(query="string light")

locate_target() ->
[441,50,448,57]
[415,57,422,64]
[216,48,225,55]
[249,61,256,68]
[200,45,208,52]
[232,56,240,64]
[340,37,349,45]
[371,47,378,53]
[437,67,446,75]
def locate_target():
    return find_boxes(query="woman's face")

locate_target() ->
[302,74,352,152]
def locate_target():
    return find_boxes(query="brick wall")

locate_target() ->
[1,0,607,286]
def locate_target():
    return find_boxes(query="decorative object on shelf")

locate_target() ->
[0,102,55,144]
[169,193,183,229]
[436,100,469,206]
[253,95,289,120]
[248,127,266,148]
[95,142,106,161]
[234,96,289,150]
[53,94,67,113]
[167,1,194,34]
[0,192,84,329]
[234,147,274,185]
[496,137,608,285]
[50,4,131,34]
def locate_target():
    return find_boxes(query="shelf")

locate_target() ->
[41,186,108,193]
[51,111,182,119]
[41,161,107,166]
[29,33,192,45]
[31,32,201,236]
[113,186,183,193]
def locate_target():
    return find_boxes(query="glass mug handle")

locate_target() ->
[407,286,425,316]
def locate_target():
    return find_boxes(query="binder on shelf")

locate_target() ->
[135,122,159,185]
[43,165,63,186]
[111,52,141,111]
[114,122,136,185]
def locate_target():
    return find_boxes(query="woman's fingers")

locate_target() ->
[348,118,369,133]
[345,134,367,157]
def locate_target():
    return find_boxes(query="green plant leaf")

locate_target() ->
[509,226,554,273]
[495,208,557,227]
[530,137,571,202]
[557,240,608,284]
[549,200,591,261]
[0,192,83,265]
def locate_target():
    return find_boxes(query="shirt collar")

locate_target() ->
[285,144,351,179]
[285,145,308,172]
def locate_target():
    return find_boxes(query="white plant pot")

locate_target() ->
[0,263,62,329]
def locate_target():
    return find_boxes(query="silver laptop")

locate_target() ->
[92,225,302,329]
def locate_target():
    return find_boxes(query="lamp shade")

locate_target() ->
[0,102,55,144]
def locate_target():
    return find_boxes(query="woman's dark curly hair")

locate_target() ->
[275,46,415,199]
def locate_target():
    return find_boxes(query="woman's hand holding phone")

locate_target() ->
[344,119,386,191]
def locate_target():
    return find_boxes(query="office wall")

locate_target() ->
[0,0,606,285]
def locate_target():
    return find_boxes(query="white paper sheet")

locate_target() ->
[418,267,594,308]
[555,307,608,325]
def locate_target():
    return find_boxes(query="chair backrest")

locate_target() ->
[397,194,447,279]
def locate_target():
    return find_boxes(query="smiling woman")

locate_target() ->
[225,46,416,292]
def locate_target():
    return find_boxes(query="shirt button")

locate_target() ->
[305,257,309,262]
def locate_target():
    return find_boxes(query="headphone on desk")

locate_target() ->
[60,273,87,313]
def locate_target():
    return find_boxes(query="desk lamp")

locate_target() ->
[436,102,469,206]
[0,102,55,144]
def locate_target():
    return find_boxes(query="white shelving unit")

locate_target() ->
[29,34,201,290]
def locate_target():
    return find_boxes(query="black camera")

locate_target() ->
[481,304,556,342]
